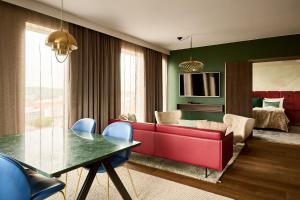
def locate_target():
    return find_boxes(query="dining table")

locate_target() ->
[0,128,140,200]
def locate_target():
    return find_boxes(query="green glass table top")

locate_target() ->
[0,128,140,177]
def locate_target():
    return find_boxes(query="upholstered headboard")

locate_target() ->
[253,91,300,125]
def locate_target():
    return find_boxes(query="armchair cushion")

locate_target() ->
[155,110,182,124]
[196,120,228,133]
[178,119,198,128]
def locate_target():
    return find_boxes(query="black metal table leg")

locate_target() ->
[102,159,132,200]
[77,161,102,200]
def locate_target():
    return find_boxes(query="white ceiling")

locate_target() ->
[32,0,300,50]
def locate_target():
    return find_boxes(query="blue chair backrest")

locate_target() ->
[0,154,31,200]
[72,118,96,133]
[102,122,133,160]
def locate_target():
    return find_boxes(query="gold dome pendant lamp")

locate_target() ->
[45,0,78,63]
[178,35,204,73]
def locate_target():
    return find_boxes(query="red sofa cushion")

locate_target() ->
[156,124,224,140]
[154,132,222,169]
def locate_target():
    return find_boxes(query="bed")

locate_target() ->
[253,107,289,132]
[253,91,300,125]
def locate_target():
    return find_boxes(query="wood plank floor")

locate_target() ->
[126,138,300,200]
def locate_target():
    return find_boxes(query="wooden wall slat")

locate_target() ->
[225,61,252,117]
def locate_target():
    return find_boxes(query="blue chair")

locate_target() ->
[71,118,96,133]
[98,122,133,171]
[74,122,138,200]
[62,118,97,197]
[0,154,65,200]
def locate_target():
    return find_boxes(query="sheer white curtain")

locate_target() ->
[120,42,145,122]
[162,55,168,111]
[25,23,68,163]
[25,23,68,132]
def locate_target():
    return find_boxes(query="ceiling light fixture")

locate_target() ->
[178,35,204,73]
[45,0,78,63]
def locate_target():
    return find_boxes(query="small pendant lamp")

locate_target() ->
[45,0,78,63]
[178,35,204,73]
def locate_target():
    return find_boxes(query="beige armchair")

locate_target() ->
[155,110,182,125]
[223,114,255,144]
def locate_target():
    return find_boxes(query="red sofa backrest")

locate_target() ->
[109,119,155,131]
[109,119,225,140]
[156,124,224,140]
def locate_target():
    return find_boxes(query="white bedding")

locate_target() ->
[252,107,289,132]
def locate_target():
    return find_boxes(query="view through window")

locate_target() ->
[120,46,145,121]
[25,23,68,133]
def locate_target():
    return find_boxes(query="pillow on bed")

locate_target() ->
[252,97,263,108]
[263,98,284,108]
[263,101,280,108]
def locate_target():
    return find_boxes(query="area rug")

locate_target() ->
[129,144,244,184]
[48,167,232,200]
[253,129,300,145]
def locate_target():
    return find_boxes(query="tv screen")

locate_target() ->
[179,72,220,97]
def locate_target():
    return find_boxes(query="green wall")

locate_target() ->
[168,34,300,122]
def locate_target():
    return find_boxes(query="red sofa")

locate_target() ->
[110,119,233,172]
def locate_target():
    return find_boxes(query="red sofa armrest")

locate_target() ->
[220,132,233,170]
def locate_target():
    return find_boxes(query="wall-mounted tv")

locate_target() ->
[179,72,220,97]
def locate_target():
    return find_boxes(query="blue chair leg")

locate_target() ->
[126,166,139,199]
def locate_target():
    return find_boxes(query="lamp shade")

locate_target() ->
[178,35,204,72]
[179,57,204,73]
[45,30,78,55]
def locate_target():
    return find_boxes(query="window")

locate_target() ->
[120,44,145,121]
[25,23,68,132]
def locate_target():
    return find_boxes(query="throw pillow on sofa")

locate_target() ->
[118,114,128,120]
[118,113,137,122]
[127,113,137,122]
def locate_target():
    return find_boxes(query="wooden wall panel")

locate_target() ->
[225,61,252,117]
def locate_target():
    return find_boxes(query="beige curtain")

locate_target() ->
[69,23,121,133]
[0,1,60,135]
[144,48,163,122]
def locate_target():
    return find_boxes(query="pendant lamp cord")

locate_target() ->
[190,34,193,60]
[60,0,63,31]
